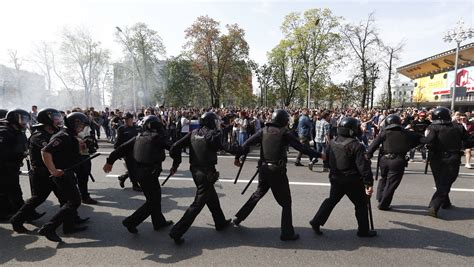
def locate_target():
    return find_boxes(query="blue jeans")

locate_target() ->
[239,132,248,145]
[315,142,328,168]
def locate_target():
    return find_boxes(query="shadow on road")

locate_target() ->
[391,205,474,220]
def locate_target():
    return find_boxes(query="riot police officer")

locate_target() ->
[114,112,140,191]
[233,109,322,241]
[0,109,44,221]
[310,117,376,237]
[168,112,244,245]
[367,114,420,210]
[103,115,174,233]
[38,112,90,242]
[420,107,471,218]
[10,108,65,232]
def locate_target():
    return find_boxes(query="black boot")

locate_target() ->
[280,233,300,241]
[153,220,174,231]
[39,225,62,242]
[215,219,232,231]
[357,230,377,237]
[169,232,185,245]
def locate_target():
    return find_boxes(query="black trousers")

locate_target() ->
[0,168,24,215]
[235,164,295,236]
[311,179,369,233]
[44,173,82,230]
[170,166,227,237]
[124,155,139,186]
[429,153,460,212]
[377,156,406,208]
[75,156,92,199]
[123,165,168,229]
[10,168,64,224]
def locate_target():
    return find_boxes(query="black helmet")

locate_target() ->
[0,109,7,119]
[200,112,219,129]
[432,107,451,121]
[142,115,164,132]
[384,114,402,130]
[37,108,62,128]
[6,109,31,129]
[65,112,90,134]
[271,109,289,127]
[337,117,361,137]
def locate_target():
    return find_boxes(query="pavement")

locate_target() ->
[1,139,473,266]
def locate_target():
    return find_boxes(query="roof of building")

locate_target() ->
[397,42,474,80]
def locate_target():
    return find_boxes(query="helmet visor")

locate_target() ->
[18,114,31,129]
[51,112,63,128]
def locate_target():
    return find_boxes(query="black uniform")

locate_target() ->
[0,123,28,216]
[107,129,173,231]
[40,129,82,232]
[169,127,243,241]
[367,126,420,209]
[409,119,430,160]
[114,124,139,187]
[310,135,374,235]
[234,123,320,239]
[10,127,64,226]
[420,121,470,215]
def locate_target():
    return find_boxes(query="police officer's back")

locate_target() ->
[420,107,471,217]
[233,109,321,241]
[310,117,376,237]
[104,115,174,233]
[367,114,420,210]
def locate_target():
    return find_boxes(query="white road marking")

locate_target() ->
[105,174,330,186]
[433,187,474,192]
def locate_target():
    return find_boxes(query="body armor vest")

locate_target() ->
[261,126,287,162]
[330,137,356,171]
[383,130,410,154]
[190,130,218,166]
[435,125,463,152]
[29,128,53,169]
[133,132,165,164]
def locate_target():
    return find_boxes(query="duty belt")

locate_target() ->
[262,159,285,167]
[383,153,405,159]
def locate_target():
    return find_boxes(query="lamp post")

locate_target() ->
[443,19,473,111]
[116,26,139,112]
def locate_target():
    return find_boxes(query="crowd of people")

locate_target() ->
[0,103,472,244]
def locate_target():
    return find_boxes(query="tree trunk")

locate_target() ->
[387,53,393,109]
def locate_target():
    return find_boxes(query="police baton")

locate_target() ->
[234,154,247,184]
[89,173,96,182]
[424,147,429,175]
[241,168,259,195]
[375,154,381,181]
[367,195,375,231]
[49,153,101,178]
[161,172,173,186]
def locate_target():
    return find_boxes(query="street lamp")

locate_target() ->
[443,18,474,111]
[116,26,138,112]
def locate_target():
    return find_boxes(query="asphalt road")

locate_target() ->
[1,140,473,266]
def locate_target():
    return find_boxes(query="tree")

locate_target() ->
[30,41,56,102]
[164,56,203,106]
[281,8,342,107]
[60,26,110,107]
[115,23,166,106]
[250,61,273,107]
[7,49,23,102]
[184,16,250,107]
[382,42,404,109]
[268,39,302,107]
[341,12,381,108]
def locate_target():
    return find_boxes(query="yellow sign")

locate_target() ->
[413,72,449,102]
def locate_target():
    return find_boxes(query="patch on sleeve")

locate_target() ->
[51,139,62,147]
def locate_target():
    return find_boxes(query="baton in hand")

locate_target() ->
[49,153,101,178]
[89,173,96,182]
[241,168,259,195]
[234,154,247,184]
[367,196,375,231]
[161,172,173,186]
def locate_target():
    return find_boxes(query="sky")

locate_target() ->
[0,0,472,91]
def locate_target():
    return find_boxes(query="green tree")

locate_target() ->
[281,8,342,107]
[164,56,204,107]
[184,16,250,107]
